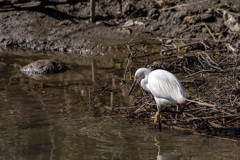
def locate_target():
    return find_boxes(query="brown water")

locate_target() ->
[0,48,240,160]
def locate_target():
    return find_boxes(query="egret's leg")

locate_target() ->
[154,112,158,124]
[175,105,179,119]
[154,109,162,124]
[158,108,162,131]
[178,104,183,114]
[154,106,162,131]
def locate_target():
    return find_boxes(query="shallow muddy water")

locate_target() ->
[0,48,240,160]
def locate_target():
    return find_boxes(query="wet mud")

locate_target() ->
[0,0,240,54]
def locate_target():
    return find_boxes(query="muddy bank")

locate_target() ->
[0,0,240,55]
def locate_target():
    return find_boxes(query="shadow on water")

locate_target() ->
[0,48,240,160]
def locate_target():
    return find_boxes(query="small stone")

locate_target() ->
[117,28,131,35]
[123,19,134,27]
[134,21,144,26]
[166,39,172,44]
[184,15,201,24]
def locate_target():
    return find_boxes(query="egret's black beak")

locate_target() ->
[128,79,137,96]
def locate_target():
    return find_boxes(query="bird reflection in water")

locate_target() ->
[157,145,167,160]
[155,136,168,160]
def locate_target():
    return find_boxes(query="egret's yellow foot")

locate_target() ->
[154,112,162,124]
[154,112,158,124]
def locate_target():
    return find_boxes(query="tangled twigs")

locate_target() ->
[128,88,240,137]
[125,26,240,138]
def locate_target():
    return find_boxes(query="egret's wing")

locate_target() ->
[148,70,186,104]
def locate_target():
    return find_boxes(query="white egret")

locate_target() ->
[128,68,187,131]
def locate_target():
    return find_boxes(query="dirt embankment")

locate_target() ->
[0,0,240,55]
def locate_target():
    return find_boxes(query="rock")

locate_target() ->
[123,19,134,27]
[184,15,201,24]
[166,39,172,44]
[20,59,69,76]
[223,10,240,32]
[117,28,131,35]
[134,20,144,26]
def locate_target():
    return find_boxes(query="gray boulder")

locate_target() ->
[21,59,69,76]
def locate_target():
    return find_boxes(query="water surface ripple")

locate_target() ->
[0,50,239,160]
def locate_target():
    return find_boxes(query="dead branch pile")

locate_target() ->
[126,31,240,137]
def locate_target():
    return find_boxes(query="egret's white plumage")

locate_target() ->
[129,67,187,131]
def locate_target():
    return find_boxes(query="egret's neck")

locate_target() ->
[141,76,150,92]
